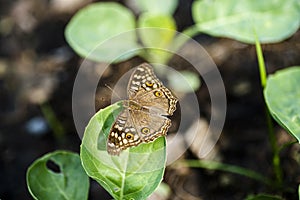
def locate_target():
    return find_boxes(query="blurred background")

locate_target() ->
[1,0,300,199]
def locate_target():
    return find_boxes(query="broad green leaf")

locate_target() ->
[80,102,166,200]
[167,70,201,93]
[26,151,89,200]
[192,0,300,44]
[138,13,177,63]
[133,0,179,15]
[264,66,300,141]
[65,2,140,63]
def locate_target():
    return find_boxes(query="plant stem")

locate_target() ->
[255,38,267,88]
[175,159,272,186]
[255,38,282,186]
[182,25,201,39]
[40,103,65,139]
[172,25,200,53]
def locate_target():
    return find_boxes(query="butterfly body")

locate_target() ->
[107,63,177,155]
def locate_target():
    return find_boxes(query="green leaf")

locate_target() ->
[65,2,140,63]
[138,13,177,63]
[80,102,166,200]
[138,13,176,48]
[264,66,300,141]
[192,0,300,44]
[134,0,179,15]
[26,151,89,200]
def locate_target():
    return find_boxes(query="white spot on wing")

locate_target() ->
[132,81,140,85]
[131,86,138,90]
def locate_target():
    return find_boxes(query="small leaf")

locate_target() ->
[264,66,300,141]
[138,13,177,63]
[192,0,300,44]
[80,102,166,200]
[26,151,89,200]
[65,2,140,63]
[133,0,179,15]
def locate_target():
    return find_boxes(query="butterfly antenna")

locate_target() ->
[105,84,121,99]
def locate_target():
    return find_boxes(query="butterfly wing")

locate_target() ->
[107,107,171,155]
[127,63,177,116]
[107,63,177,156]
[107,109,140,155]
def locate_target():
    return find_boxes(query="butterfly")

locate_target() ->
[106,63,178,155]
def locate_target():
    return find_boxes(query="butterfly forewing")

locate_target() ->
[107,63,178,155]
[127,63,177,115]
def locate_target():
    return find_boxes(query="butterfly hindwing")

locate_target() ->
[107,109,141,155]
[106,107,171,155]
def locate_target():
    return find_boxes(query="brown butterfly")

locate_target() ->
[107,63,178,155]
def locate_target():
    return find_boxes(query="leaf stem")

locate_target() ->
[182,25,201,39]
[255,37,282,186]
[175,159,272,186]
[255,36,267,88]
[171,25,200,53]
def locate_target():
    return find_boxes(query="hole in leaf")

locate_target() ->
[46,160,61,173]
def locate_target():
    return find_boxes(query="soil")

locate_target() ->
[1,0,300,200]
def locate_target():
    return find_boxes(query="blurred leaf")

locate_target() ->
[134,0,179,15]
[192,0,300,44]
[168,70,201,93]
[138,13,176,48]
[65,2,140,63]
[138,13,177,63]
[80,102,166,200]
[26,151,89,200]
[264,66,300,142]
